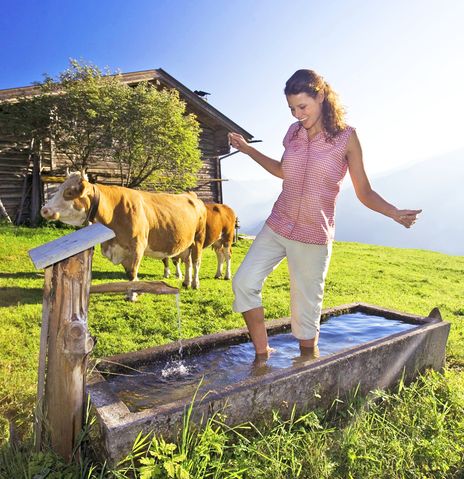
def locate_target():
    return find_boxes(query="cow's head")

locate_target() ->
[41,171,92,226]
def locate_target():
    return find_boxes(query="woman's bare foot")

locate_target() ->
[255,346,275,360]
[291,345,320,367]
[251,347,275,375]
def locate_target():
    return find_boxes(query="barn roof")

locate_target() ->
[0,68,253,140]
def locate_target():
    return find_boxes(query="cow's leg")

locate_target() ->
[213,242,224,279]
[164,256,183,279]
[191,214,207,289]
[179,249,192,288]
[172,256,183,279]
[223,242,232,280]
[191,241,203,290]
[121,241,145,301]
[162,257,170,278]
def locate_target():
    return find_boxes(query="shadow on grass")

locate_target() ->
[0,287,43,306]
[0,272,167,307]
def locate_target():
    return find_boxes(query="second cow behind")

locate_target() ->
[163,203,237,281]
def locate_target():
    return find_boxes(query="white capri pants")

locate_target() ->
[232,224,332,340]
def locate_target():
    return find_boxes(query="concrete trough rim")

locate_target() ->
[88,303,446,427]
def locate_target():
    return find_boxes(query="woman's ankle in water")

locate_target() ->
[255,345,274,359]
[299,344,320,359]
[299,335,319,349]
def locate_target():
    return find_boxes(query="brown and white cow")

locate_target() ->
[163,202,236,280]
[41,172,207,298]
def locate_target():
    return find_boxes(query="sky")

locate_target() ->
[1,0,463,190]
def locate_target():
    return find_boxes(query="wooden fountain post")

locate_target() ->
[29,223,115,461]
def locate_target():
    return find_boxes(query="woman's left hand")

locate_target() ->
[392,209,422,228]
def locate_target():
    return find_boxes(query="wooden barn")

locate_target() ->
[0,68,253,224]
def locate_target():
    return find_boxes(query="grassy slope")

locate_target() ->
[0,224,463,444]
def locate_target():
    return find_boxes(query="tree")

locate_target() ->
[40,61,126,173]
[1,60,202,190]
[0,93,50,146]
[109,81,202,189]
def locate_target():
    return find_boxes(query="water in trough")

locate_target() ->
[103,312,417,412]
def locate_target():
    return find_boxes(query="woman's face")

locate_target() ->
[286,92,323,130]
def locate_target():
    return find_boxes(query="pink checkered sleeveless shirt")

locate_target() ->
[266,121,355,244]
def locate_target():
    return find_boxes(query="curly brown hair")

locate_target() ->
[284,69,346,141]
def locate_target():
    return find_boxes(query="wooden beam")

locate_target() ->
[30,147,41,226]
[40,175,66,183]
[0,197,12,223]
[14,138,34,225]
[90,281,179,295]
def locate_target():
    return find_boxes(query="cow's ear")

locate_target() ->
[63,179,85,200]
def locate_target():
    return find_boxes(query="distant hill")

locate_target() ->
[223,149,463,256]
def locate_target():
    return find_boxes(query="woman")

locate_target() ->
[229,69,421,359]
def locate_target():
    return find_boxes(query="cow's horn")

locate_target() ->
[80,168,89,181]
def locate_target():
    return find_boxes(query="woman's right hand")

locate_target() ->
[228,132,283,178]
[228,132,251,154]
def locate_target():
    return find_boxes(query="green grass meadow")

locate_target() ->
[0,224,463,478]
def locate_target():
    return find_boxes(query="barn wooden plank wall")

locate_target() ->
[0,136,34,224]
[39,124,224,198]
[195,126,223,203]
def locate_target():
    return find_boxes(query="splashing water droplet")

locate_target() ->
[161,360,190,378]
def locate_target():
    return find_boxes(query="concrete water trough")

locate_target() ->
[87,303,450,465]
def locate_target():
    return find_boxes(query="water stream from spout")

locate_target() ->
[160,292,190,379]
